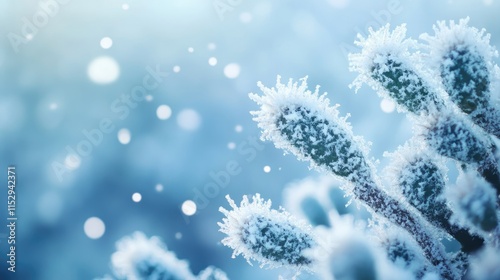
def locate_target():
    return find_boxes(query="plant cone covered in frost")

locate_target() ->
[249,76,373,184]
[109,232,196,280]
[249,77,457,279]
[421,17,500,137]
[349,24,442,115]
[385,141,485,253]
[218,194,316,270]
[447,171,498,233]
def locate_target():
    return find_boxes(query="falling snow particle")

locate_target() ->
[155,184,164,192]
[87,56,120,84]
[118,128,131,144]
[188,47,194,53]
[227,142,236,150]
[122,3,129,10]
[235,125,243,132]
[49,103,58,110]
[145,95,153,102]
[175,232,183,240]
[224,63,240,79]
[182,200,197,216]
[132,192,142,203]
[263,166,271,173]
[84,217,105,239]
[173,66,181,73]
[177,109,201,131]
[208,43,216,50]
[208,57,218,66]
[157,105,172,120]
[100,37,113,49]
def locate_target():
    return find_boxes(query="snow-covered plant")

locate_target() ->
[218,194,316,271]
[99,232,228,280]
[349,24,442,115]
[247,76,455,279]
[218,18,500,280]
[386,143,484,253]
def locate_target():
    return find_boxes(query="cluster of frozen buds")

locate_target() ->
[217,17,500,280]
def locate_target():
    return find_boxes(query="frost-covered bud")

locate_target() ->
[349,24,442,115]
[424,113,500,192]
[249,76,372,184]
[447,171,498,232]
[218,194,316,270]
[110,232,196,280]
[322,217,414,280]
[425,114,493,166]
[389,145,485,253]
[382,235,427,279]
[421,17,500,138]
[397,155,448,223]
[197,266,229,280]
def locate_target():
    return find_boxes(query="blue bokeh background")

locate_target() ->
[1,0,500,279]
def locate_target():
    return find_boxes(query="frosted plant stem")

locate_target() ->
[353,181,456,280]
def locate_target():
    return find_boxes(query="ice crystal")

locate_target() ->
[110,232,196,280]
[218,194,316,270]
[349,24,442,115]
[249,76,373,185]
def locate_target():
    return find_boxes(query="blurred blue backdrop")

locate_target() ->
[1,0,500,279]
